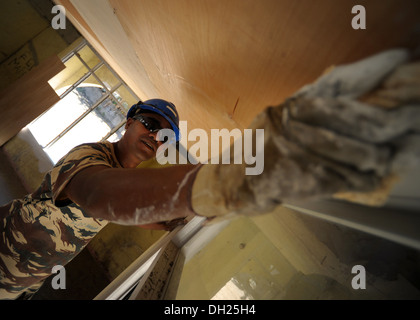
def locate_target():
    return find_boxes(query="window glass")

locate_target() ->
[48,54,88,95]
[95,65,120,91]
[27,42,138,163]
[76,74,106,107]
[107,126,126,143]
[93,97,126,132]
[28,90,89,147]
[78,45,101,69]
[44,106,112,163]
[112,85,138,113]
[44,97,126,163]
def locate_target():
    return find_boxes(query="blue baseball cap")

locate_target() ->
[127,99,180,141]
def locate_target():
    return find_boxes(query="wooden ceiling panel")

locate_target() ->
[62,0,420,133]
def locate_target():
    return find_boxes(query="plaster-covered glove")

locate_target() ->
[191,48,420,220]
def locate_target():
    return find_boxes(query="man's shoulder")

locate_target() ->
[57,141,115,164]
[71,141,113,153]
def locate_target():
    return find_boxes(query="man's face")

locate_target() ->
[123,112,172,162]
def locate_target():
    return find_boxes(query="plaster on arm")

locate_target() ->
[64,164,200,225]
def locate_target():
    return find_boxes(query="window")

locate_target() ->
[27,40,139,163]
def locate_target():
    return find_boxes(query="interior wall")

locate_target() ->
[1,129,54,194]
[175,210,420,300]
[0,149,27,206]
[0,0,77,191]
[0,0,81,147]
[0,0,50,90]
[0,0,78,90]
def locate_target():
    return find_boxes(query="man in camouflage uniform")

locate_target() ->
[0,99,196,299]
[0,143,115,299]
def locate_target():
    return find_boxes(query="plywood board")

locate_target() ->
[0,54,64,146]
[61,0,419,136]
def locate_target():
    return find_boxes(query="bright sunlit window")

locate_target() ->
[211,278,253,300]
[26,40,139,163]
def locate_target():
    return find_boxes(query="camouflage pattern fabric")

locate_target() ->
[0,141,122,299]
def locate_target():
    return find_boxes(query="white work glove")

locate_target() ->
[191,48,420,220]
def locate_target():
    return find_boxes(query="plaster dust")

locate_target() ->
[132,167,199,225]
[133,205,156,225]
[105,166,199,226]
[294,49,409,100]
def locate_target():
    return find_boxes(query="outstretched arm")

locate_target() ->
[64,164,200,225]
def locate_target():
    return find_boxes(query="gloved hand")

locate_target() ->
[191,48,420,220]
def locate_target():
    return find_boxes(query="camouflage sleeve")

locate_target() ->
[49,143,116,206]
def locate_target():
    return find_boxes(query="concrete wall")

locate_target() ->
[0,0,75,197]
[0,0,69,201]
[0,149,27,206]
[2,129,54,193]
[0,0,78,91]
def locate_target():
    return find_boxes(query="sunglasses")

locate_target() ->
[131,114,163,133]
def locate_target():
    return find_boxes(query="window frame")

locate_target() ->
[40,39,139,151]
